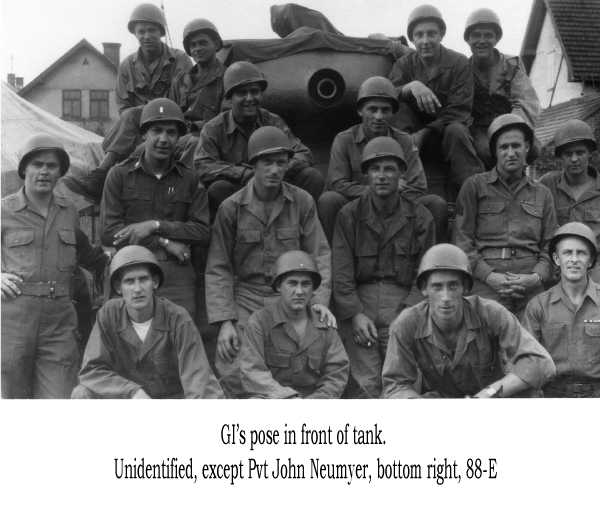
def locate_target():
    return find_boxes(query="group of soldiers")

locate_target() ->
[2,3,599,399]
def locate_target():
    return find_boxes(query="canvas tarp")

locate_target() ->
[270,3,343,37]
[1,82,103,210]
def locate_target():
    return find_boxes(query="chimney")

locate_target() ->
[15,77,24,90]
[102,43,121,68]
[7,73,15,87]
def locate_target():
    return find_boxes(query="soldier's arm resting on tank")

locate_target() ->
[305,329,349,399]
[174,319,225,399]
[1,272,22,300]
[381,315,423,398]
[240,317,300,399]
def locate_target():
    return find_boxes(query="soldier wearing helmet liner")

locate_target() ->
[64,3,192,203]
[388,5,484,194]
[1,134,110,399]
[100,98,208,321]
[205,126,333,398]
[382,244,555,398]
[453,114,558,320]
[333,137,435,398]
[240,251,349,399]
[317,76,447,245]
[539,120,600,281]
[192,61,324,217]
[72,246,223,399]
[464,8,540,170]
[522,223,600,398]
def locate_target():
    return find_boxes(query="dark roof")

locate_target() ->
[534,92,600,146]
[18,39,117,97]
[521,0,600,81]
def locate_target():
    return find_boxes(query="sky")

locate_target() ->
[1,0,535,86]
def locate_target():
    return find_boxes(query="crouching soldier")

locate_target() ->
[240,251,349,399]
[333,137,435,398]
[523,223,600,398]
[382,244,555,398]
[72,246,223,399]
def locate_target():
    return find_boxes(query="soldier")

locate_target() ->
[464,8,540,170]
[538,120,600,281]
[206,126,333,397]
[192,61,324,216]
[240,251,349,399]
[333,137,435,398]
[382,244,555,398]
[100,98,208,321]
[317,76,447,245]
[1,134,110,399]
[72,246,223,399]
[453,114,557,320]
[63,3,192,203]
[389,4,484,194]
[523,223,600,398]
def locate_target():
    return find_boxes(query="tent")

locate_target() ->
[1,81,104,211]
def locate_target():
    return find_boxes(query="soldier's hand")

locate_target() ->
[217,320,239,363]
[240,167,254,185]
[113,221,157,245]
[163,240,191,265]
[484,272,516,297]
[351,312,378,347]
[505,272,542,295]
[397,177,408,194]
[132,388,151,399]
[311,303,337,329]
[409,81,442,114]
[411,129,432,151]
[1,273,22,301]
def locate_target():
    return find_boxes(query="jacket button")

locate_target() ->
[265,233,270,237]
[294,370,298,374]
[240,236,245,241]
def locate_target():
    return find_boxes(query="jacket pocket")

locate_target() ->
[417,355,444,376]
[2,229,36,272]
[394,240,420,284]
[540,322,567,362]
[122,188,152,201]
[265,350,291,368]
[583,323,600,363]
[57,229,77,272]
[308,354,323,375]
[476,201,505,237]
[277,225,301,251]
[153,355,169,375]
[471,351,496,387]
[584,209,600,223]
[520,202,543,240]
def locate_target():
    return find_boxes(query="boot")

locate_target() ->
[63,167,109,204]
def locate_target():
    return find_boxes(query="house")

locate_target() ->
[18,39,121,137]
[520,0,600,175]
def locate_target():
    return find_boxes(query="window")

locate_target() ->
[63,90,82,119]
[90,90,110,119]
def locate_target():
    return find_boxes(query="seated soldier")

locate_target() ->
[539,120,600,282]
[464,8,539,170]
[523,223,600,398]
[63,3,193,203]
[333,137,435,398]
[318,76,447,245]
[72,246,223,399]
[192,61,324,216]
[382,244,555,398]
[389,4,484,196]
[240,251,349,399]
[205,126,333,398]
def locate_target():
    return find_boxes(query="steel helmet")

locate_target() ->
[553,120,597,157]
[416,244,474,291]
[18,133,70,179]
[407,4,446,43]
[357,76,399,113]
[223,61,268,100]
[488,113,534,157]
[139,98,187,136]
[464,8,503,42]
[248,126,295,164]
[183,18,223,55]
[548,222,598,269]
[271,250,321,292]
[360,137,407,173]
[109,245,164,292]
[128,3,166,36]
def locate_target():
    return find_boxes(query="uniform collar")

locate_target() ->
[237,179,294,206]
[187,59,225,88]
[12,186,69,212]
[486,165,531,186]
[225,108,265,135]
[127,153,185,178]
[271,300,327,329]
[132,42,173,64]
[549,278,600,306]
[352,124,395,145]
[556,165,600,190]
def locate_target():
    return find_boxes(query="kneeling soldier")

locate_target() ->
[523,223,600,398]
[73,246,223,399]
[382,244,555,398]
[240,251,349,399]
